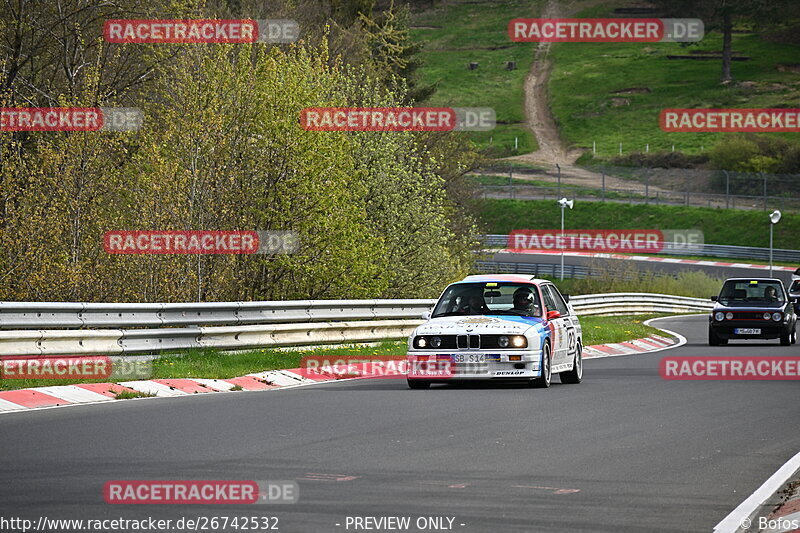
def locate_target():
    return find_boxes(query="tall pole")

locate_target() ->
[560,205,565,281]
[770,223,774,278]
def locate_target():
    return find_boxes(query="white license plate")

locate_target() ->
[454,353,486,363]
[734,328,761,335]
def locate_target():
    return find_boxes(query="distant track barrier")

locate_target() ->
[483,234,800,263]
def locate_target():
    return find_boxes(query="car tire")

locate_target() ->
[407,379,431,389]
[708,326,727,346]
[530,342,551,389]
[559,342,582,384]
[780,330,791,346]
[792,328,797,345]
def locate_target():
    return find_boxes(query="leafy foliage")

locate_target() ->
[0,1,478,302]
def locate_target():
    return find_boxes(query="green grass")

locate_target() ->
[480,199,800,248]
[411,0,542,156]
[149,342,406,379]
[549,3,800,158]
[579,314,668,345]
[471,174,645,199]
[544,270,724,299]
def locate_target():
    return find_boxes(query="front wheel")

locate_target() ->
[407,379,431,389]
[560,342,583,384]
[792,327,797,345]
[530,343,551,388]
[780,330,791,346]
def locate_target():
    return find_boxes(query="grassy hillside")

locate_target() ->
[410,0,543,157]
[549,3,800,157]
[481,199,800,248]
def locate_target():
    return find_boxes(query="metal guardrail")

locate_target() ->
[0,300,436,330]
[483,235,800,263]
[475,261,592,279]
[570,293,712,316]
[0,294,709,356]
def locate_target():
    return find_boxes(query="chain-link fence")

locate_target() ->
[475,164,800,212]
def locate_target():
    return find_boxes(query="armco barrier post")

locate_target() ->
[724,170,730,209]
[601,170,605,202]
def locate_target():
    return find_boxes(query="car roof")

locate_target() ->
[457,274,551,285]
[723,278,784,283]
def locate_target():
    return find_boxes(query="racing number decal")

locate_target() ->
[566,327,577,355]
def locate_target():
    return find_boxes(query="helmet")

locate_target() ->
[513,286,533,302]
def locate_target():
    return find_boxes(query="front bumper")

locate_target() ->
[406,351,542,380]
[710,320,791,339]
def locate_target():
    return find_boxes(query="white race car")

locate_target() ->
[406,275,583,389]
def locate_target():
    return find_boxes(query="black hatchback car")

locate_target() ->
[709,278,797,346]
[791,272,800,315]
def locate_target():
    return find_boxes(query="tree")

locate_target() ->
[651,0,798,84]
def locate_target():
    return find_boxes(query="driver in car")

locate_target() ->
[512,287,539,316]
[458,292,490,314]
[764,286,779,301]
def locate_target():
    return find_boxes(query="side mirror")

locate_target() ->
[562,294,570,303]
[710,296,718,302]
[546,310,561,320]
[421,311,431,320]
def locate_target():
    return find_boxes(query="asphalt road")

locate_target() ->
[491,250,797,285]
[1,315,799,533]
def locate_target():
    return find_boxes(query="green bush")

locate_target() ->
[551,267,723,299]
[708,134,800,173]
[609,151,709,169]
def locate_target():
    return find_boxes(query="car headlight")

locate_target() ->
[772,312,782,322]
[763,312,771,320]
[431,336,442,348]
[715,312,725,321]
[416,336,427,348]
[725,312,733,320]
[511,335,527,348]
[498,335,509,348]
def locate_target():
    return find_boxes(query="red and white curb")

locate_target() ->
[497,249,798,272]
[582,334,678,359]
[759,480,800,533]
[0,370,322,414]
[0,330,681,415]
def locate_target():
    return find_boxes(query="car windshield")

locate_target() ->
[791,280,800,293]
[431,282,542,318]
[718,280,785,305]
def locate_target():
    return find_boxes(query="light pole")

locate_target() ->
[769,210,782,277]
[558,197,574,280]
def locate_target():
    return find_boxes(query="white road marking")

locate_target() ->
[32,386,111,404]
[192,378,238,391]
[713,450,800,533]
[0,398,26,412]
[117,380,189,397]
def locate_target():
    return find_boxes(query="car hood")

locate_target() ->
[713,302,789,312]
[415,314,546,336]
